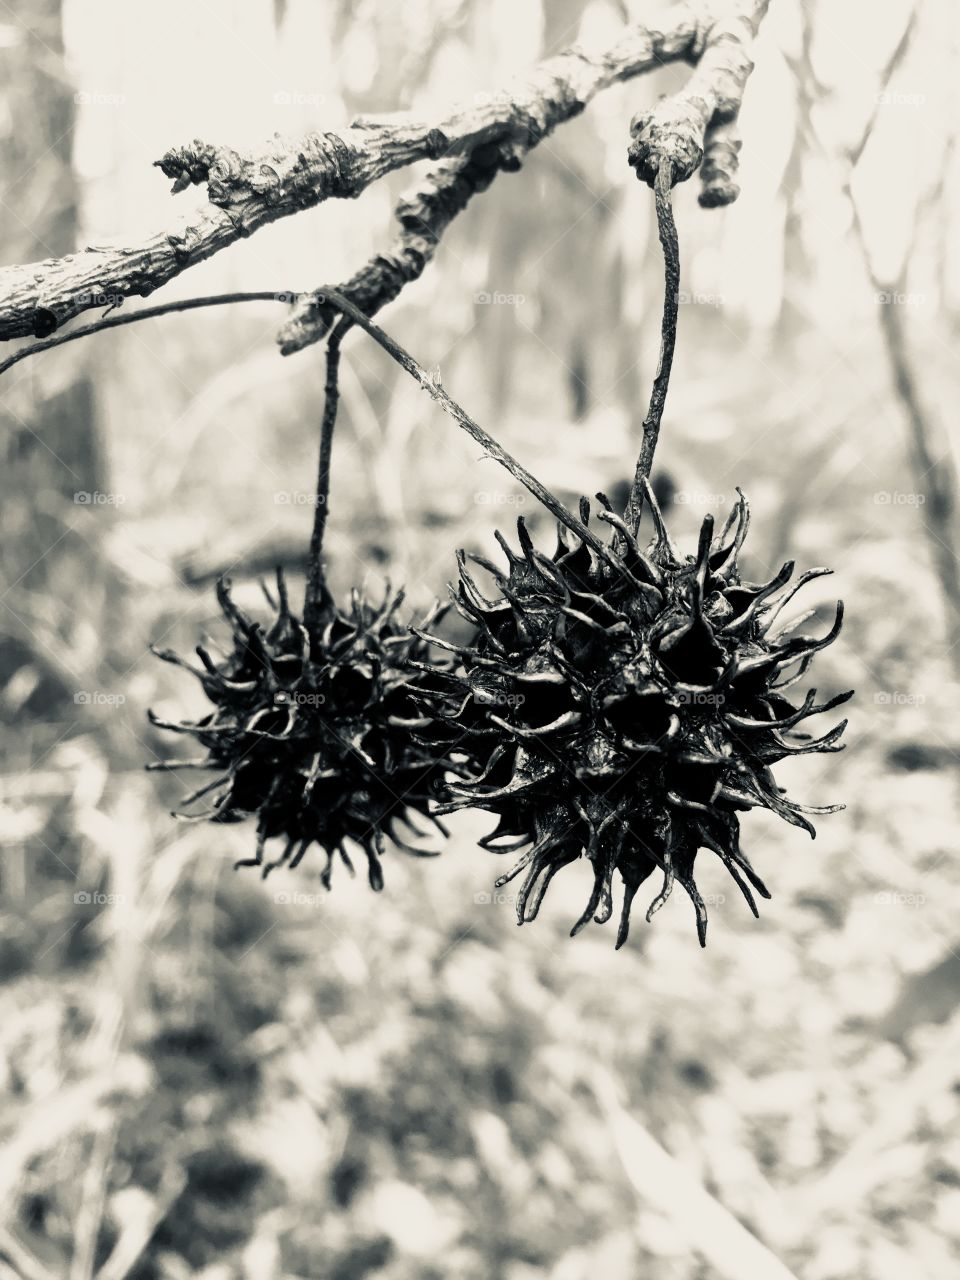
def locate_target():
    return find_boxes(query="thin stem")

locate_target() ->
[0,291,293,378]
[3,277,609,563]
[1,278,606,558]
[315,288,605,556]
[624,159,680,531]
[304,318,350,636]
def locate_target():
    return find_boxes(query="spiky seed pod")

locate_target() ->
[418,481,852,948]
[149,570,454,891]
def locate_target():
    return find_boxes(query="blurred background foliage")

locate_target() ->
[2,0,960,1277]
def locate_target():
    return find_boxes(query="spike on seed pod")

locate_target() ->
[418,479,852,948]
[148,568,455,891]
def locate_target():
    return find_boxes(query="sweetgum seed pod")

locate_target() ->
[416,480,851,948]
[149,569,454,889]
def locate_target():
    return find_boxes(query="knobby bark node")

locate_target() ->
[278,142,508,355]
[628,1,769,201]
[699,118,743,207]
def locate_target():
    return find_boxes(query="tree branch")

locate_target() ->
[277,142,508,355]
[0,1,772,347]
[843,4,960,648]
[0,291,289,378]
[281,0,770,358]
[628,0,770,196]
[0,12,699,342]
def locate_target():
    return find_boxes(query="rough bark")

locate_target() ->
[277,143,507,354]
[628,0,770,198]
[0,0,770,348]
[282,0,770,354]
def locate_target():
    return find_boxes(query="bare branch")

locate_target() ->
[282,0,771,358]
[844,3,960,644]
[699,116,744,207]
[629,0,771,198]
[0,10,703,343]
[0,1,776,350]
[278,142,507,355]
[874,267,960,627]
[0,291,289,378]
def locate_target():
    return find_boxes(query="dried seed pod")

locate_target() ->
[419,481,852,947]
[149,570,453,891]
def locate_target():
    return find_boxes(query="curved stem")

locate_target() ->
[623,159,680,531]
[0,292,292,378]
[303,318,350,635]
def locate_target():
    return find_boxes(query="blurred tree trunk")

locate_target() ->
[452,0,646,431]
[0,0,100,497]
[0,0,102,728]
